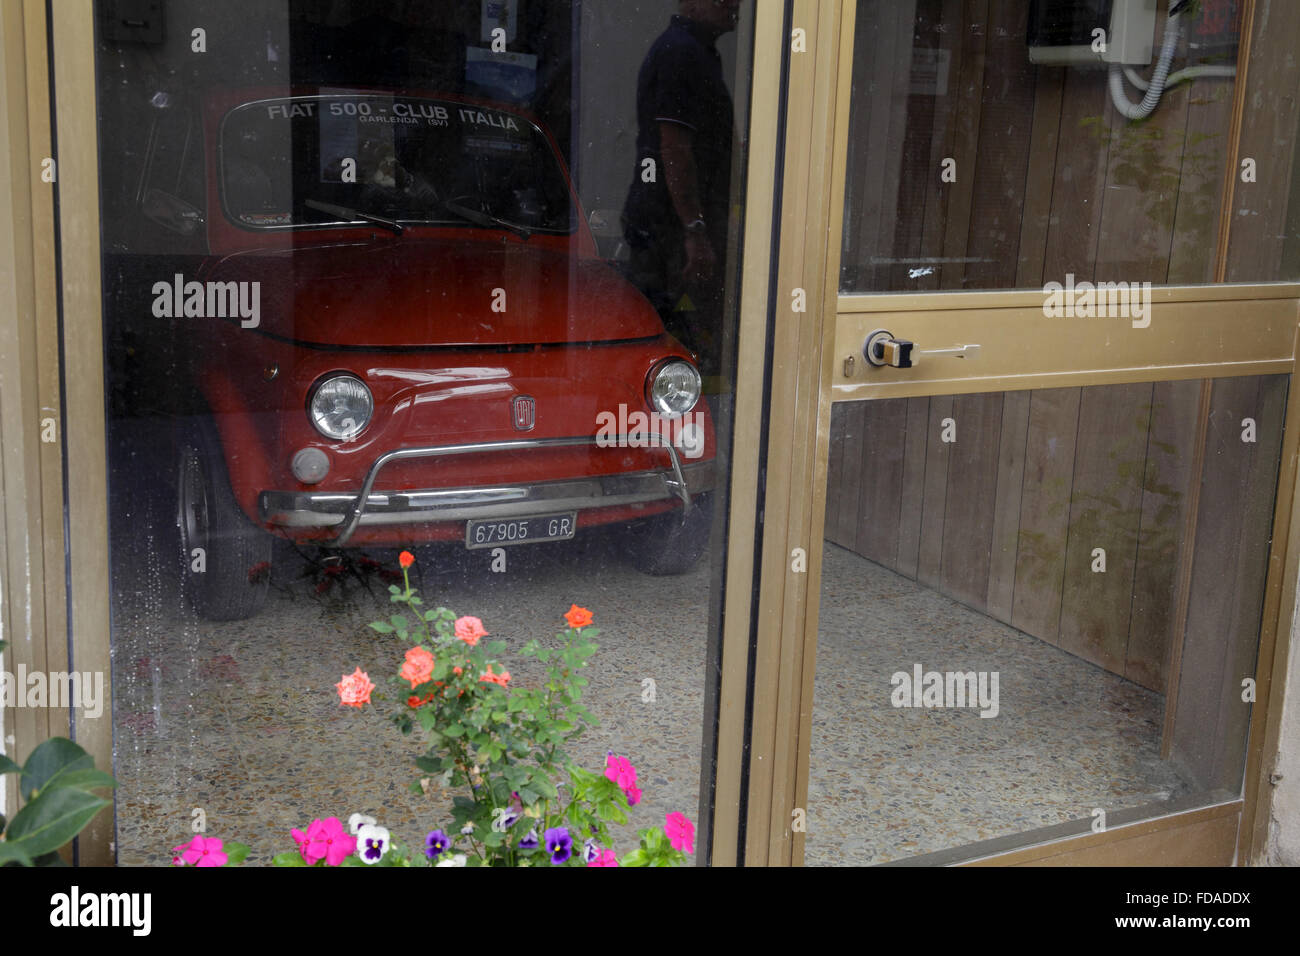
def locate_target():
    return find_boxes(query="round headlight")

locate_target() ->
[646,360,701,419]
[309,374,373,441]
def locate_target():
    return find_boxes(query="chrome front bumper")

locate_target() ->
[257,435,713,546]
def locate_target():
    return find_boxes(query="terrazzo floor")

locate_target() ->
[105,423,1190,867]
[805,542,1189,866]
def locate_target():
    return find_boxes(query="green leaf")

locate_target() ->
[222,842,250,866]
[272,850,307,867]
[369,621,395,634]
[444,724,465,737]
[0,754,20,776]
[5,787,109,857]
[0,842,33,866]
[33,850,69,867]
[38,769,117,795]
[20,738,93,802]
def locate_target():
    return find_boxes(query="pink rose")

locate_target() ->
[454,616,489,647]
[336,667,374,707]
[400,646,435,688]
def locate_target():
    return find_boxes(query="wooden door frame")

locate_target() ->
[744,0,1300,866]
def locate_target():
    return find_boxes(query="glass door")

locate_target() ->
[23,0,788,867]
[745,0,1300,866]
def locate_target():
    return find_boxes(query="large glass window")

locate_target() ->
[96,0,754,867]
[839,0,1299,293]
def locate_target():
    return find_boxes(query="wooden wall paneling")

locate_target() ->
[825,402,849,547]
[987,390,1032,622]
[1170,375,1259,789]
[1094,3,1190,283]
[1011,387,1081,644]
[1126,379,1202,691]
[1041,69,1114,283]
[835,402,868,547]
[912,0,964,292]
[847,0,918,291]
[963,0,1037,289]
[897,396,931,577]
[1225,0,1300,282]
[917,394,955,586]
[888,0,946,292]
[939,391,1002,609]
[1057,383,1153,674]
[854,398,908,565]
[1207,374,1287,791]
[1165,2,1239,284]
[1015,68,1064,287]
[937,0,990,290]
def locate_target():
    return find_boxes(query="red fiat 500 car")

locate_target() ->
[147,88,715,620]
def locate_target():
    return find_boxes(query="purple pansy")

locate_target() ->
[545,827,573,865]
[425,829,451,860]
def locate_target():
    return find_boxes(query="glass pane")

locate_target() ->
[840,0,1300,294]
[810,376,1285,864]
[97,0,754,866]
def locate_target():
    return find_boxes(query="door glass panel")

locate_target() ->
[96,0,754,866]
[810,376,1285,864]
[839,0,1300,293]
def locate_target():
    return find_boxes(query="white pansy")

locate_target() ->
[356,823,391,864]
[348,812,377,835]
[436,853,468,868]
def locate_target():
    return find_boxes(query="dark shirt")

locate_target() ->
[622,15,734,251]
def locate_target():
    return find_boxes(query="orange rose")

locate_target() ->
[400,646,435,689]
[564,604,593,630]
[336,667,375,708]
[454,616,488,646]
[479,664,511,687]
[399,550,415,569]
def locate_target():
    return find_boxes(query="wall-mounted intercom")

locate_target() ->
[1027,0,1158,66]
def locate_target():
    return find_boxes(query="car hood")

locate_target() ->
[204,238,663,348]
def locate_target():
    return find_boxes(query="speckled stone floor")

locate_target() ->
[805,542,1189,866]
[109,528,711,867]
[106,424,1188,867]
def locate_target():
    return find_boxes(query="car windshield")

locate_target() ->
[219,93,576,234]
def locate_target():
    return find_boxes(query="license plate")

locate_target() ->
[465,512,577,549]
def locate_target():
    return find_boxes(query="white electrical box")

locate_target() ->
[1027,0,1159,67]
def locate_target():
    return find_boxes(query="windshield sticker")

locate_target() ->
[464,136,529,153]
[455,108,520,131]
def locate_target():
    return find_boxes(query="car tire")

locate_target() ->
[624,492,713,576]
[176,420,271,621]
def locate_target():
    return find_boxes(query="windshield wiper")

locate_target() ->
[443,199,532,240]
[305,198,404,235]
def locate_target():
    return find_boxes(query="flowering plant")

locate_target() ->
[356,554,692,867]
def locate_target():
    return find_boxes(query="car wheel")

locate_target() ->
[623,492,713,576]
[176,422,271,621]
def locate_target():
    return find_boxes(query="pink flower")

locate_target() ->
[588,849,619,867]
[400,646,435,689]
[171,834,228,867]
[604,753,638,791]
[625,784,642,807]
[665,812,695,855]
[296,817,356,866]
[454,616,489,646]
[336,667,375,707]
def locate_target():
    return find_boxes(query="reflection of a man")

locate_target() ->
[355,136,439,214]
[622,0,741,380]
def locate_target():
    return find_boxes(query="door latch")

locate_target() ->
[863,329,980,369]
